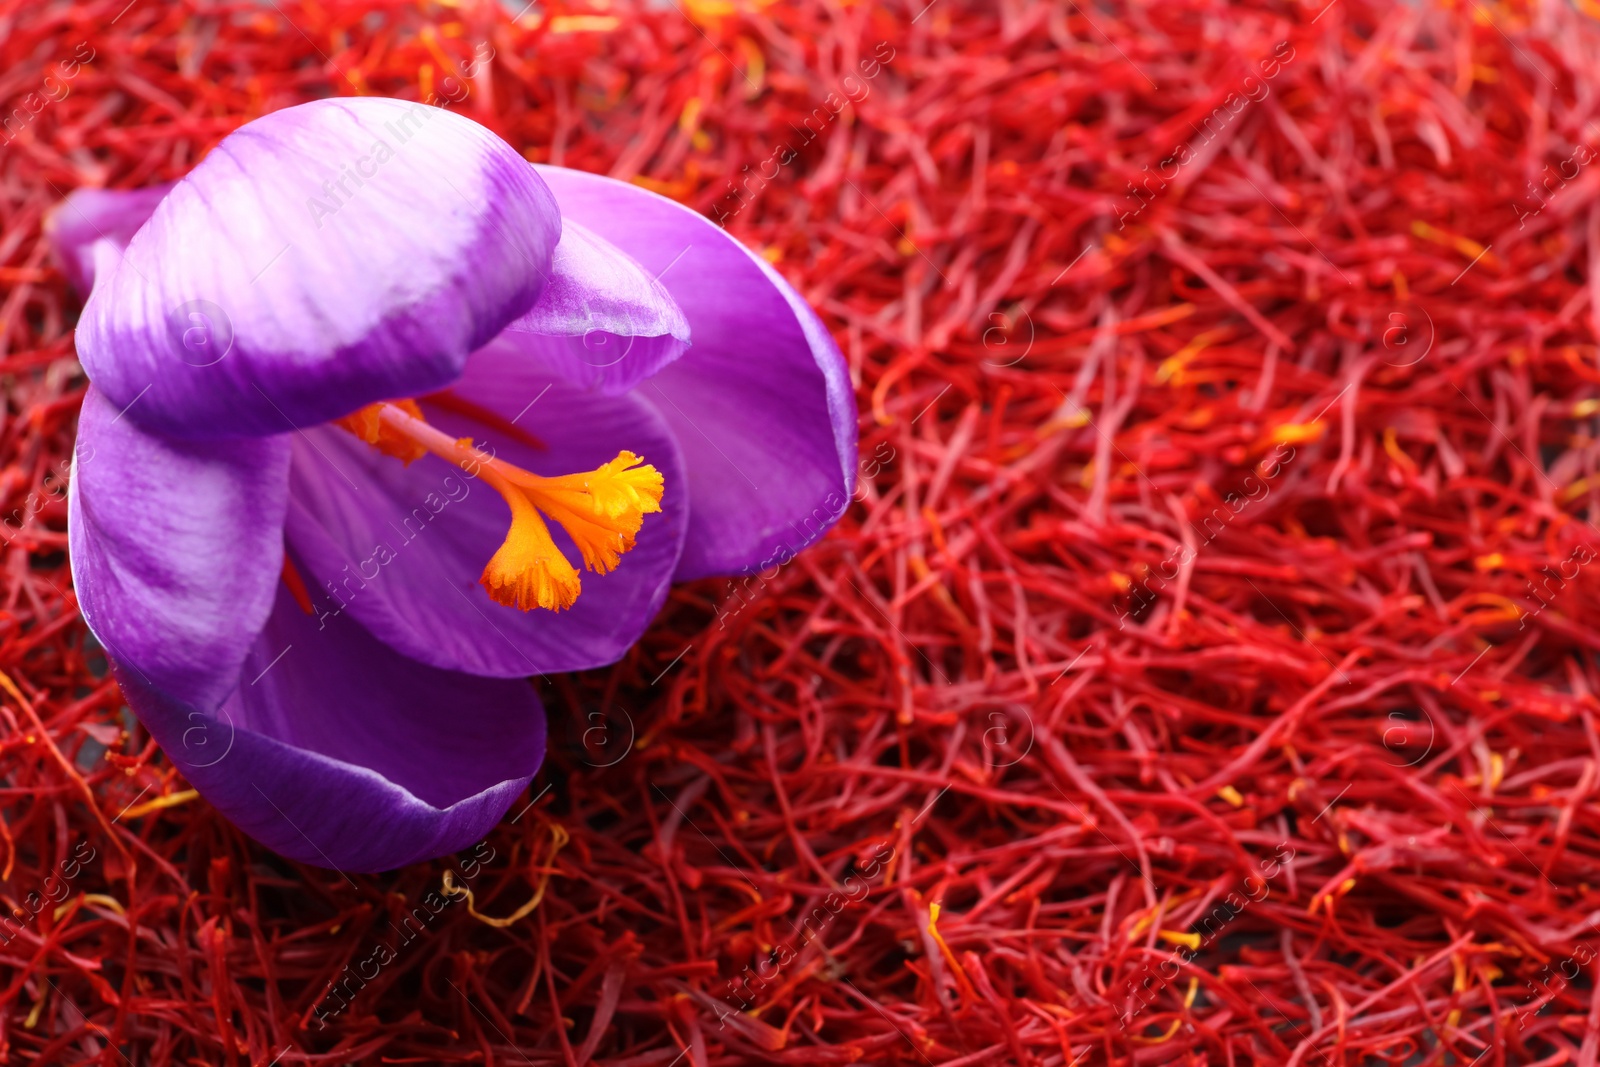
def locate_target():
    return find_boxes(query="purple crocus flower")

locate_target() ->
[50,97,855,871]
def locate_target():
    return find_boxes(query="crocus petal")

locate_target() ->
[500,218,689,394]
[78,98,560,440]
[115,586,545,872]
[44,183,174,295]
[282,346,687,678]
[533,165,856,580]
[69,385,290,713]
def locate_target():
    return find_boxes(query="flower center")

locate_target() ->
[333,399,664,612]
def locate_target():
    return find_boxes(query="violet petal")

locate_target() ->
[69,385,290,713]
[116,586,545,872]
[501,217,690,394]
[44,183,174,295]
[78,98,560,440]
[533,165,856,579]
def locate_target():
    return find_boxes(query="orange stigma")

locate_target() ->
[336,400,664,612]
[335,398,429,464]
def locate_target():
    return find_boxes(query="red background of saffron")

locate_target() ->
[2,0,1600,1063]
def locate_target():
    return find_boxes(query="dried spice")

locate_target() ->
[2,0,1600,1064]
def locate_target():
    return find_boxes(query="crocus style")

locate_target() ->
[53,98,856,871]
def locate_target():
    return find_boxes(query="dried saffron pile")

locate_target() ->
[4,0,1600,1063]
